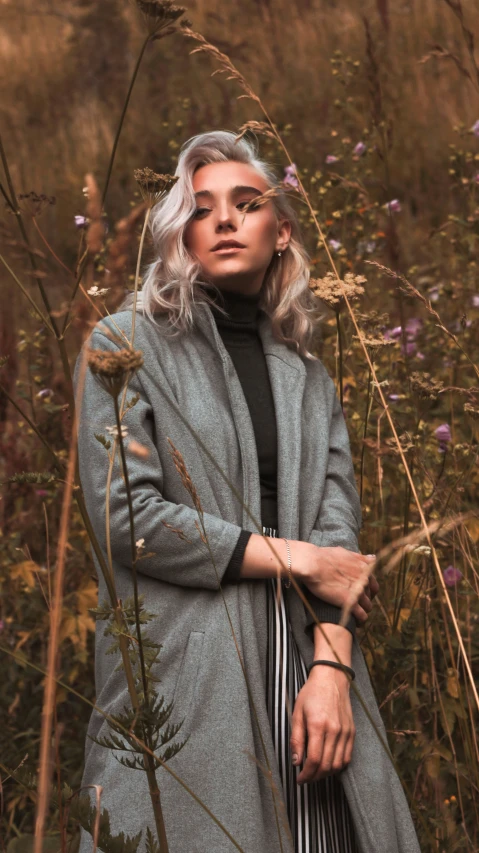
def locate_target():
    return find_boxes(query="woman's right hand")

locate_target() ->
[291,543,377,624]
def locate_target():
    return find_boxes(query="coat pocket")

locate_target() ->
[171,630,205,741]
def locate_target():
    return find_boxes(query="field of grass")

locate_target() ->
[1,1,478,850]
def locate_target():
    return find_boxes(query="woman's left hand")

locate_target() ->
[290,666,355,785]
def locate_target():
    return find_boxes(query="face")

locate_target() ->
[183,160,291,296]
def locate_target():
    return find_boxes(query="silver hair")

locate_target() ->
[119,129,318,358]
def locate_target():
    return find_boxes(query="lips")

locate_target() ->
[212,240,246,251]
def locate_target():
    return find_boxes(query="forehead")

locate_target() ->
[192,160,268,192]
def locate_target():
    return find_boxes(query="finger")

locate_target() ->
[358,591,372,613]
[317,725,341,777]
[296,732,325,785]
[352,603,368,623]
[344,722,356,766]
[369,575,380,598]
[290,709,306,768]
[330,733,349,776]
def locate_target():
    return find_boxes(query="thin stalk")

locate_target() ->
[335,310,344,410]
[359,365,372,502]
[0,254,54,333]
[61,32,153,334]
[130,206,151,350]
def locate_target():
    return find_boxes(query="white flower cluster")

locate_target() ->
[105,425,128,439]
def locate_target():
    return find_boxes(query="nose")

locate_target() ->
[215,202,238,233]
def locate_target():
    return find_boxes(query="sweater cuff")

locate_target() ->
[222,530,252,584]
[302,585,356,639]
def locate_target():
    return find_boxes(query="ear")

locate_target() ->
[276,217,292,250]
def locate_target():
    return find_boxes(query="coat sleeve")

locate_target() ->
[303,370,363,640]
[75,329,246,591]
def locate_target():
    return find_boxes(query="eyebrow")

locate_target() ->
[194,185,263,200]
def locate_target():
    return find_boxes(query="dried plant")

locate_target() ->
[309,271,366,311]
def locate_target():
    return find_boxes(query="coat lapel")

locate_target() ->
[258,315,306,539]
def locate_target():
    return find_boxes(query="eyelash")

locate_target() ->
[193,201,260,217]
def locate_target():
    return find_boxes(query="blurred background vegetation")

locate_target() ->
[1,0,478,850]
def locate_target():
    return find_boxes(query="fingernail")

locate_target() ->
[292,753,299,764]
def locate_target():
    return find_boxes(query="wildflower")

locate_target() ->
[309,271,366,311]
[405,317,423,338]
[134,0,187,35]
[434,423,452,452]
[283,164,299,189]
[470,119,479,137]
[410,372,444,401]
[35,489,49,497]
[106,425,129,439]
[136,537,145,558]
[133,167,179,207]
[428,284,441,302]
[389,394,401,401]
[82,186,89,199]
[353,332,396,354]
[325,155,339,165]
[353,141,366,156]
[385,199,401,213]
[88,348,144,397]
[471,294,479,308]
[17,192,56,218]
[36,388,54,399]
[443,565,462,587]
[75,215,88,229]
[328,239,342,251]
[384,325,403,341]
[87,285,110,298]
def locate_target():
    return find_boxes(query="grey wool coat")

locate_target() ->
[74,303,421,853]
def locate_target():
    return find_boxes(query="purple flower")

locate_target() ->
[443,565,462,588]
[353,141,367,156]
[405,317,423,339]
[283,173,299,188]
[74,215,88,229]
[328,239,342,251]
[36,489,49,497]
[435,423,452,453]
[325,155,339,165]
[471,120,479,137]
[401,340,417,357]
[388,394,400,401]
[472,294,479,308]
[386,199,402,213]
[428,285,441,302]
[283,164,299,188]
[384,325,403,341]
[36,388,54,399]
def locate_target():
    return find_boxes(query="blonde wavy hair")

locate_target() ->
[121,130,318,358]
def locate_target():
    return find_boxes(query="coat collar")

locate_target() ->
[195,303,307,538]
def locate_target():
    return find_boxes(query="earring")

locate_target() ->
[277,250,282,257]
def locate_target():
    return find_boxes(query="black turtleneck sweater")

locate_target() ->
[204,285,355,636]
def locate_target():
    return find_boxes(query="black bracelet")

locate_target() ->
[307,659,356,680]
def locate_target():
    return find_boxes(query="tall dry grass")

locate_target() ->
[0,0,478,850]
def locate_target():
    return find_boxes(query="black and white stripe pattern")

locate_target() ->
[263,526,359,853]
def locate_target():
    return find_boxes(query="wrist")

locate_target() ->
[313,622,353,665]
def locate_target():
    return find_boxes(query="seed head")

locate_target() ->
[88,348,144,397]
[133,168,179,207]
[134,0,186,34]
[17,192,56,218]
[410,372,444,401]
[309,271,366,311]
[167,438,203,515]
[464,402,479,420]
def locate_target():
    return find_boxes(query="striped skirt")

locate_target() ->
[263,526,359,853]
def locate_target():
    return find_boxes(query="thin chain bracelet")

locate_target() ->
[282,537,292,588]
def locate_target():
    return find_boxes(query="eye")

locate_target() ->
[238,200,260,211]
[193,207,209,218]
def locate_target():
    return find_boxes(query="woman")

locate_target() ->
[75,131,421,853]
